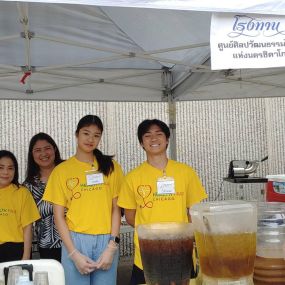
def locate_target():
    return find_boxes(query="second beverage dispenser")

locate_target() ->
[190,200,257,285]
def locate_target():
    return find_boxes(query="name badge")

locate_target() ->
[157,177,175,195]
[86,172,104,186]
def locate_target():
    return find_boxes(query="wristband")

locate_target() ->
[68,248,77,258]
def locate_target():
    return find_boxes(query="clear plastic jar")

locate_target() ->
[254,202,285,285]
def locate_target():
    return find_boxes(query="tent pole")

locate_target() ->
[168,95,177,161]
[163,68,177,160]
[17,2,33,93]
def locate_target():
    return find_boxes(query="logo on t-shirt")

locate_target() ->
[66,177,81,199]
[0,208,16,216]
[137,185,153,208]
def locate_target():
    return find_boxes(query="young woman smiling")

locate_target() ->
[0,150,40,262]
[24,133,63,262]
[43,115,124,285]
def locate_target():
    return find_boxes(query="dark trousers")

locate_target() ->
[39,247,61,263]
[0,242,24,263]
[129,264,145,285]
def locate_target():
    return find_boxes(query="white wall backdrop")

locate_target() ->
[177,99,268,201]
[0,98,284,201]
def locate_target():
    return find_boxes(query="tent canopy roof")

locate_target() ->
[1,0,285,101]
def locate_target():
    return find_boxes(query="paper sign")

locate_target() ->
[211,13,285,70]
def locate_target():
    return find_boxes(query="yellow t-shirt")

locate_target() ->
[0,184,40,244]
[117,160,207,269]
[43,156,124,235]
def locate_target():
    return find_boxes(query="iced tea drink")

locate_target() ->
[195,232,256,278]
[137,223,194,285]
[254,255,285,285]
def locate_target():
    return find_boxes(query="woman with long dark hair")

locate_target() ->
[0,150,40,262]
[43,115,124,285]
[24,133,63,262]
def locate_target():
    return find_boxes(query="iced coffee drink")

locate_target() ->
[137,223,194,285]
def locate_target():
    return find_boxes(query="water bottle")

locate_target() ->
[16,275,32,285]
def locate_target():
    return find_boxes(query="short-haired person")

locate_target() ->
[117,119,207,285]
[24,133,63,262]
[43,115,124,285]
[0,150,40,262]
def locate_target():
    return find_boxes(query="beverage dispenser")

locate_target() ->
[190,201,257,285]
[137,222,194,285]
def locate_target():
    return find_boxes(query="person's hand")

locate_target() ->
[70,249,98,275]
[96,242,118,271]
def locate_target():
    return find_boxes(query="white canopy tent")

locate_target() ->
[1,0,285,159]
[0,1,284,198]
[1,0,285,103]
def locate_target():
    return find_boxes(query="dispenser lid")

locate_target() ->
[190,200,257,234]
[190,200,256,216]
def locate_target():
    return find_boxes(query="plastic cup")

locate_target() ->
[33,271,49,285]
[7,266,23,285]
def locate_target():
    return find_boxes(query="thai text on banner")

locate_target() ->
[211,13,285,70]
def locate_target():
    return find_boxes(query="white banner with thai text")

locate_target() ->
[211,13,285,70]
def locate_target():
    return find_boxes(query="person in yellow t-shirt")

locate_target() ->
[43,115,124,285]
[117,119,208,285]
[0,150,40,262]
